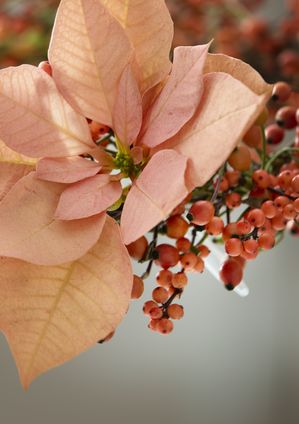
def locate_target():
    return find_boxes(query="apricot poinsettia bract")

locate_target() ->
[0,0,271,387]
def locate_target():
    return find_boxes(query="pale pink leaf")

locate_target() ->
[0,139,36,166]
[113,65,142,146]
[0,216,133,389]
[121,150,189,245]
[48,0,132,126]
[203,53,273,95]
[157,72,272,188]
[0,163,33,202]
[140,45,210,148]
[0,65,93,158]
[101,0,173,92]
[55,174,122,220]
[36,157,101,183]
[0,173,106,265]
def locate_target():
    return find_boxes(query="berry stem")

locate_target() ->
[265,147,299,172]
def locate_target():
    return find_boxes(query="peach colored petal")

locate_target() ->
[113,65,142,146]
[0,163,33,202]
[87,147,115,172]
[203,53,273,95]
[49,0,132,126]
[0,216,133,389]
[36,157,101,183]
[0,173,106,265]
[156,72,272,188]
[55,174,122,220]
[101,0,173,92]
[0,66,93,158]
[121,150,189,245]
[140,44,210,148]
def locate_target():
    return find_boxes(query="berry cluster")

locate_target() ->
[166,0,299,88]
[127,80,299,334]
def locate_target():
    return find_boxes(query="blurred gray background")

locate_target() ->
[1,0,298,423]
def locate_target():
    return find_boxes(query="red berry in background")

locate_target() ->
[294,198,299,213]
[265,124,285,145]
[206,217,224,235]
[274,195,290,210]
[261,200,278,219]
[243,239,259,255]
[236,220,252,235]
[225,238,243,257]
[258,231,276,250]
[188,200,215,225]
[253,170,271,189]
[271,213,288,231]
[149,307,163,320]
[283,204,296,220]
[127,236,148,261]
[131,275,144,300]
[243,125,263,148]
[219,258,243,291]
[167,304,184,320]
[197,244,210,257]
[156,270,173,288]
[154,244,180,269]
[180,252,198,270]
[143,301,158,315]
[194,256,205,273]
[225,192,242,209]
[272,81,292,102]
[228,145,252,171]
[152,287,169,304]
[157,318,174,335]
[176,237,191,253]
[247,209,266,227]
[291,175,299,192]
[275,106,297,129]
[166,215,189,239]
[172,272,188,289]
[222,222,238,241]
[225,170,240,187]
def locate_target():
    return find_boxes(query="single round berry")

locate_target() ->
[274,195,290,210]
[261,200,277,219]
[157,318,174,335]
[197,245,210,257]
[243,125,263,148]
[247,208,266,227]
[225,170,240,187]
[131,275,144,299]
[194,256,205,273]
[236,220,252,235]
[283,204,296,220]
[291,175,299,192]
[272,81,292,102]
[176,237,191,253]
[188,200,215,226]
[152,287,169,304]
[225,238,243,257]
[271,213,288,231]
[156,270,173,288]
[172,272,188,289]
[265,124,285,145]
[166,215,189,239]
[206,217,225,235]
[258,231,276,249]
[154,244,180,269]
[180,252,198,270]
[149,307,163,320]
[243,239,259,255]
[167,304,184,320]
[127,236,148,261]
[228,145,251,171]
[143,301,158,315]
[278,171,293,190]
[219,258,243,290]
[226,192,242,209]
[253,169,271,189]
[276,106,297,129]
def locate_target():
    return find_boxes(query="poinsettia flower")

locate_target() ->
[0,0,272,387]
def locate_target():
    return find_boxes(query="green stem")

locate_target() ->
[265,147,299,172]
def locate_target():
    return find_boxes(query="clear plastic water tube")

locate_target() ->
[204,238,250,298]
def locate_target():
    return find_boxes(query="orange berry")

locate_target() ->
[180,252,198,270]
[131,275,144,300]
[157,318,174,335]
[127,236,148,261]
[176,237,191,253]
[167,304,184,320]
[172,272,188,288]
[152,287,169,304]
[228,145,251,171]
[166,215,189,239]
